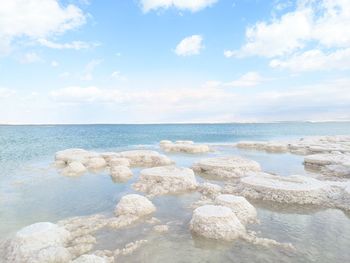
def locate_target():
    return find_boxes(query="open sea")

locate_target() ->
[1,122,350,262]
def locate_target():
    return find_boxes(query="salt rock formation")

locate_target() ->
[110,165,133,182]
[224,172,330,205]
[133,166,198,196]
[87,157,107,170]
[2,222,72,263]
[118,150,173,167]
[115,194,156,217]
[100,152,121,162]
[153,224,169,233]
[160,140,210,153]
[304,153,350,176]
[236,141,288,153]
[62,161,87,176]
[109,157,130,167]
[190,205,245,241]
[197,182,222,198]
[215,194,257,224]
[55,149,99,165]
[192,156,261,179]
[71,254,111,263]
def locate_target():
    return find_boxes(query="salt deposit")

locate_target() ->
[192,156,261,179]
[160,140,210,153]
[118,150,173,167]
[115,194,156,217]
[62,161,87,176]
[133,166,197,196]
[304,153,350,176]
[110,165,133,182]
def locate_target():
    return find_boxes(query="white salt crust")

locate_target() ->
[160,140,210,153]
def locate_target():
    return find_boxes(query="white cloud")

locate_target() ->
[0,0,86,53]
[38,39,99,50]
[81,59,103,81]
[204,72,264,88]
[227,0,350,71]
[0,88,15,98]
[175,35,203,56]
[111,71,127,81]
[19,52,43,64]
[270,48,350,71]
[51,60,59,67]
[140,0,218,12]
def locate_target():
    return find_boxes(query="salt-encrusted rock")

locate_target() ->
[110,166,133,182]
[190,205,245,241]
[133,166,197,196]
[109,157,130,167]
[236,141,288,153]
[2,222,72,263]
[87,157,107,170]
[100,152,121,162]
[55,149,99,165]
[197,183,222,198]
[115,194,156,217]
[192,156,261,179]
[118,150,173,167]
[304,153,350,176]
[62,161,87,176]
[153,225,169,233]
[71,254,110,263]
[224,172,330,205]
[215,194,257,224]
[160,140,210,153]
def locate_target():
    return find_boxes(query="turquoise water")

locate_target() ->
[1,122,350,262]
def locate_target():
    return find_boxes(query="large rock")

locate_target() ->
[118,150,173,167]
[55,149,99,165]
[133,166,198,196]
[87,157,107,170]
[62,161,87,176]
[115,194,156,217]
[236,141,288,153]
[2,222,72,263]
[225,172,330,205]
[215,194,257,224]
[109,157,130,167]
[190,205,245,241]
[160,140,210,153]
[304,153,350,176]
[71,254,110,263]
[192,156,261,179]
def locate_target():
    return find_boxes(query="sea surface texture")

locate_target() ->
[1,122,350,262]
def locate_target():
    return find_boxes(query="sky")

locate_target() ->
[0,0,350,124]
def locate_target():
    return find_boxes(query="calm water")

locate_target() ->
[1,122,350,262]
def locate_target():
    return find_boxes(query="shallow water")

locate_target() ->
[1,123,350,262]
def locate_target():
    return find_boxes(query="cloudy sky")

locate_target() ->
[0,0,350,124]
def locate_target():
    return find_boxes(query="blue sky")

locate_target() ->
[0,0,349,124]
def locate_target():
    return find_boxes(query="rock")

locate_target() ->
[215,194,257,224]
[133,166,198,196]
[225,172,330,205]
[55,149,99,165]
[115,194,156,217]
[189,205,245,241]
[109,158,130,167]
[110,166,133,182]
[87,157,107,170]
[197,183,222,198]
[118,150,173,167]
[304,153,350,176]
[100,152,121,162]
[160,140,210,153]
[153,225,169,233]
[71,254,110,263]
[236,141,288,153]
[62,161,87,176]
[3,222,72,263]
[192,156,261,179]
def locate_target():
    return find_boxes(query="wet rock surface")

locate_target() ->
[192,156,261,179]
[160,140,210,153]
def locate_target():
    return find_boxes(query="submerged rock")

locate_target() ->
[118,150,173,167]
[192,156,261,179]
[55,149,98,165]
[190,205,245,241]
[236,141,289,153]
[2,222,72,263]
[215,194,257,224]
[133,166,198,196]
[153,224,169,234]
[110,165,133,183]
[115,194,156,218]
[224,172,330,206]
[304,153,350,176]
[160,140,210,153]
[71,254,111,263]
